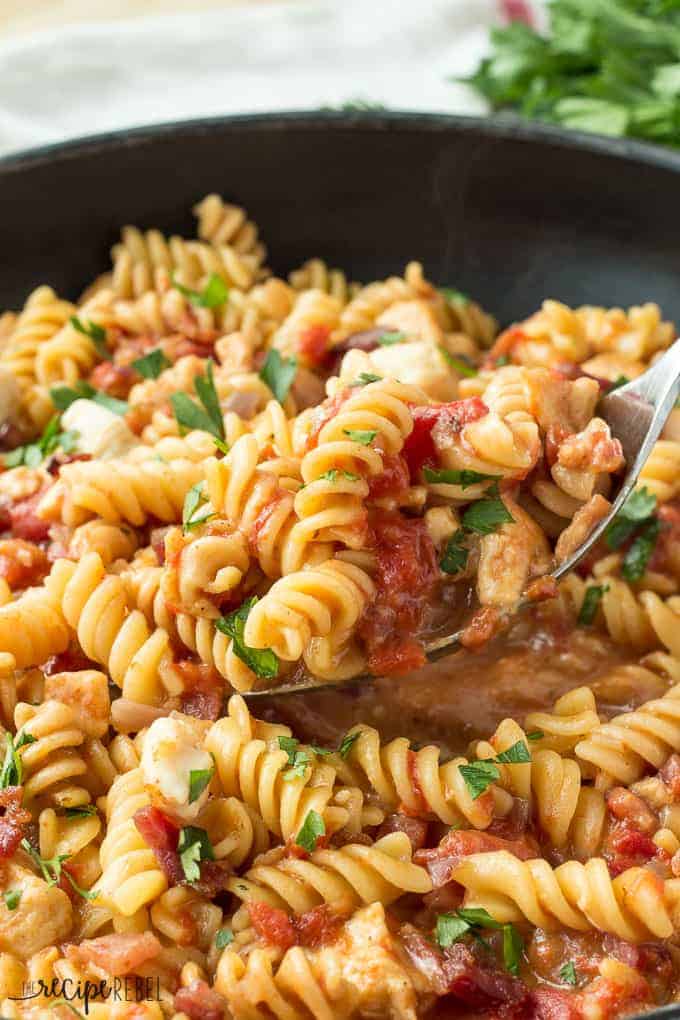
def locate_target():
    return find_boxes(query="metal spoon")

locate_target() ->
[246,339,680,697]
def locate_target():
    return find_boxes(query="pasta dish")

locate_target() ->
[0,193,679,1019]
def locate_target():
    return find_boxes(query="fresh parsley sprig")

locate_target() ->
[173,273,229,309]
[50,381,128,415]
[70,315,110,360]
[178,826,215,883]
[459,740,531,800]
[435,907,523,975]
[259,349,298,403]
[182,482,216,532]
[0,731,36,788]
[20,839,98,899]
[604,487,660,582]
[216,597,279,679]
[171,359,225,441]
[132,348,171,379]
[295,809,325,853]
[3,416,79,469]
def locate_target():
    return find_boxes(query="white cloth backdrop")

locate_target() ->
[0,0,544,158]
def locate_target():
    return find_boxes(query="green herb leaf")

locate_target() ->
[259,349,298,403]
[277,736,312,780]
[132,348,171,379]
[20,839,97,899]
[49,381,128,415]
[216,927,234,949]
[178,826,215,883]
[216,597,279,679]
[439,348,478,377]
[440,287,469,306]
[457,907,504,930]
[343,428,377,445]
[338,731,360,758]
[435,912,472,948]
[295,809,325,853]
[609,375,630,391]
[2,889,21,911]
[188,763,215,804]
[495,740,531,764]
[527,730,544,741]
[424,468,500,488]
[462,497,514,535]
[317,468,360,483]
[0,731,36,789]
[377,331,407,346]
[495,354,510,367]
[560,961,578,986]
[173,272,229,309]
[617,487,657,523]
[65,804,98,818]
[349,372,383,387]
[3,415,81,468]
[440,531,469,575]
[182,482,216,532]
[195,360,224,437]
[171,392,216,437]
[503,923,523,976]
[171,360,224,441]
[458,759,500,799]
[213,436,230,456]
[70,315,110,359]
[577,584,610,626]
[621,517,661,582]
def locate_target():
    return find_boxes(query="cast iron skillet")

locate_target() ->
[2,113,680,1020]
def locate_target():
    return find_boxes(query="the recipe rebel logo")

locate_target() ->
[9,974,162,1014]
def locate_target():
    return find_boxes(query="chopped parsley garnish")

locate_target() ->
[259,349,298,403]
[188,761,215,804]
[440,530,469,575]
[609,375,630,392]
[461,497,514,535]
[604,487,660,581]
[182,482,216,532]
[3,415,79,468]
[317,469,360,483]
[440,287,469,306]
[343,428,377,445]
[213,436,230,456]
[560,961,578,986]
[215,927,234,949]
[20,839,97,899]
[436,907,522,974]
[64,804,98,818]
[527,730,544,741]
[338,731,360,758]
[424,468,500,489]
[50,381,128,415]
[216,597,279,679]
[495,354,510,367]
[173,272,229,309]
[459,741,531,800]
[349,372,383,387]
[171,359,225,441]
[70,315,110,360]
[577,584,610,626]
[439,347,478,377]
[377,331,407,346]
[296,809,325,853]
[0,731,36,789]
[132,348,171,379]
[178,826,215,883]
[2,889,21,911]
[277,736,312,780]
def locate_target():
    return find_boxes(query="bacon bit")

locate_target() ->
[367,453,410,501]
[8,491,51,542]
[359,514,439,676]
[174,980,226,1020]
[248,901,297,950]
[400,927,530,1008]
[192,859,232,898]
[297,324,332,368]
[172,660,223,722]
[603,822,659,877]
[415,829,538,888]
[459,606,503,651]
[89,361,137,399]
[377,813,429,852]
[293,903,346,949]
[0,538,48,589]
[65,932,162,976]
[304,389,352,451]
[402,399,489,478]
[0,787,31,859]
[531,986,582,1020]
[606,788,658,834]
[525,575,558,603]
[545,425,572,468]
[134,805,183,885]
[486,797,532,841]
[326,328,386,372]
[482,327,526,370]
[660,755,680,800]
[557,426,624,474]
[43,645,96,675]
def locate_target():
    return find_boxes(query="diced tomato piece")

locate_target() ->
[134,805,179,853]
[415,828,538,888]
[294,903,345,949]
[0,787,31,859]
[367,453,410,501]
[248,902,297,950]
[89,361,137,399]
[402,399,489,478]
[0,539,48,589]
[532,986,582,1020]
[604,822,659,877]
[606,788,657,833]
[297,324,332,368]
[8,491,50,542]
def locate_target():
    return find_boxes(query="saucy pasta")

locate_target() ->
[0,194,680,1019]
